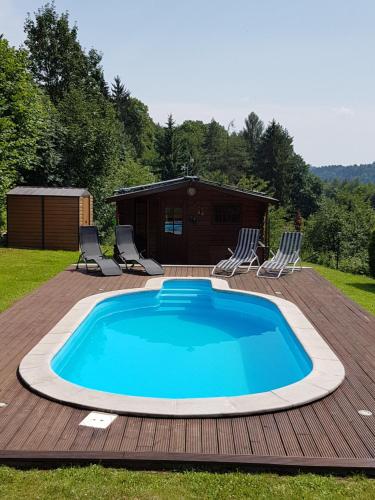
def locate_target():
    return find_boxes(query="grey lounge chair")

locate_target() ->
[115,225,164,276]
[257,232,303,279]
[77,226,122,276]
[211,228,260,277]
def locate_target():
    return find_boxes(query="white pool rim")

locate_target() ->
[19,277,345,417]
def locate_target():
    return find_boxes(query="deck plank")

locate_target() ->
[0,266,375,472]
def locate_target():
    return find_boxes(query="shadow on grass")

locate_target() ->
[349,283,375,294]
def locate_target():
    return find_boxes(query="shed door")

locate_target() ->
[160,200,186,263]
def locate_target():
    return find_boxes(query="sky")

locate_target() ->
[1,0,374,166]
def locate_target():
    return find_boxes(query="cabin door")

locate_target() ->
[160,199,186,263]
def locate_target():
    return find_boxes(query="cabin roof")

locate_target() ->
[106,176,277,203]
[7,186,91,197]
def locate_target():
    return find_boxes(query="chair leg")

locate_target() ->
[212,264,225,276]
[211,265,218,276]
[257,262,266,277]
[76,253,83,270]
[244,255,259,274]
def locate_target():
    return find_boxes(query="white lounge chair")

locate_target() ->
[257,232,303,279]
[212,228,260,277]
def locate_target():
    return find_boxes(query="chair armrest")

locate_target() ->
[228,248,234,255]
[140,249,146,258]
[258,240,266,248]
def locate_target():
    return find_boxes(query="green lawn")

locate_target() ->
[1,466,375,500]
[310,263,375,316]
[0,248,77,313]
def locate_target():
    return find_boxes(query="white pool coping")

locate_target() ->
[19,277,345,417]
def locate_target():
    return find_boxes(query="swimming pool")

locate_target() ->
[19,278,345,416]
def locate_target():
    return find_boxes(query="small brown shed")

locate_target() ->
[7,187,93,251]
[107,176,277,265]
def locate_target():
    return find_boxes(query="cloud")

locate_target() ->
[333,106,355,116]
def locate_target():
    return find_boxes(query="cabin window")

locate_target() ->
[213,205,241,224]
[164,207,183,235]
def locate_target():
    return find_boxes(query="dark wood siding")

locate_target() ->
[7,195,43,248]
[116,184,268,264]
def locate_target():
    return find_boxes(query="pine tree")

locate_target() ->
[243,112,264,165]
[203,119,227,172]
[111,75,130,120]
[254,120,297,204]
[156,115,183,179]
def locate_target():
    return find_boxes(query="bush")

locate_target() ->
[369,230,375,277]
[268,207,294,250]
[304,197,375,274]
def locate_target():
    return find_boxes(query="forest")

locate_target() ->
[1,3,375,276]
[311,163,375,184]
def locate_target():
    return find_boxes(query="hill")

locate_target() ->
[311,163,375,183]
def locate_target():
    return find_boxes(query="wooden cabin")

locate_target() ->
[107,177,277,265]
[7,187,93,251]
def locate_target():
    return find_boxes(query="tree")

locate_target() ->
[369,230,375,278]
[203,119,227,172]
[253,120,296,204]
[110,76,155,163]
[289,158,322,217]
[175,120,206,175]
[253,120,319,215]
[0,38,54,228]
[18,93,62,186]
[122,97,156,162]
[236,175,270,194]
[243,112,264,165]
[224,132,250,182]
[156,115,183,179]
[56,87,127,231]
[24,2,107,103]
[304,196,375,273]
[111,75,130,121]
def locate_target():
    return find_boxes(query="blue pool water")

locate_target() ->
[52,280,312,399]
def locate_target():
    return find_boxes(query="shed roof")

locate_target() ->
[7,186,91,197]
[107,176,277,203]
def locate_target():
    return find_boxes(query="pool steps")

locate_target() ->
[157,286,212,312]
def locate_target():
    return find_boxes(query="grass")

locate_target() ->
[1,466,375,499]
[309,263,375,316]
[0,247,77,313]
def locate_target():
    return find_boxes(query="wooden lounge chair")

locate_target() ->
[77,226,122,276]
[115,225,164,276]
[257,232,303,279]
[211,228,260,277]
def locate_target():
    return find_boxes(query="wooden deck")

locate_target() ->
[1,266,375,473]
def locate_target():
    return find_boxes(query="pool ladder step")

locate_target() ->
[158,290,212,311]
